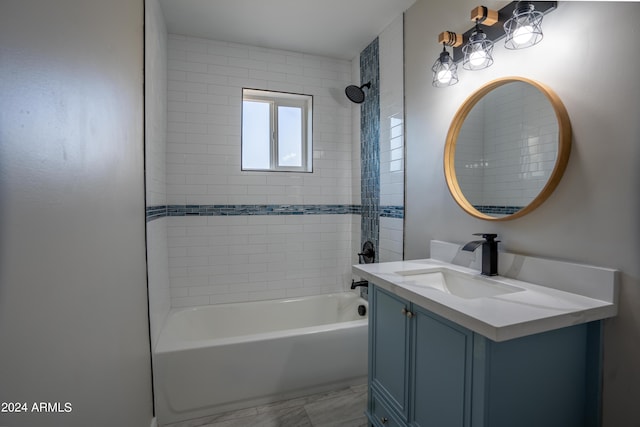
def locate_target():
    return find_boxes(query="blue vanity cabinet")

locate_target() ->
[368,285,473,427]
[470,322,602,427]
[367,284,603,427]
[368,284,411,420]
[410,303,473,426]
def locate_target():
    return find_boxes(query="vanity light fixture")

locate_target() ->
[432,44,459,87]
[432,32,462,87]
[504,1,545,49]
[462,6,498,70]
[433,2,557,88]
[462,19,495,70]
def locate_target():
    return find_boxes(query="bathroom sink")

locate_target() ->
[354,245,619,341]
[394,269,524,299]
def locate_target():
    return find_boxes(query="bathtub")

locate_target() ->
[153,292,368,425]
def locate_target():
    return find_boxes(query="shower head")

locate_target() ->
[345,82,371,104]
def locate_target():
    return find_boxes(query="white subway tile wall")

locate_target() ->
[147,218,171,346]
[164,35,355,307]
[166,35,353,207]
[167,215,353,307]
[379,216,404,262]
[145,0,170,348]
[378,16,404,261]
[350,58,363,265]
[145,2,167,208]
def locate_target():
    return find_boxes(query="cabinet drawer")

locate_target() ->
[369,390,403,427]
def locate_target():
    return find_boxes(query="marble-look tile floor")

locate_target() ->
[165,383,368,427]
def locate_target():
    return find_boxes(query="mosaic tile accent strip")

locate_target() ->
[380,206,404,219]
[146,205,167,222]
[146,204,403,222]
[360,38,380,254]
[146,204,363,222]
[474,205,523,215]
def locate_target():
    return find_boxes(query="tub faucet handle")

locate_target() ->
[357,241,375,264]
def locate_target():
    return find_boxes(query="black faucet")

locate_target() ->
[462,233,500,276]
[350,279,369,290]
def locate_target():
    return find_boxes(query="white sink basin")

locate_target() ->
[395,268,524,299]
[353,245,618,341]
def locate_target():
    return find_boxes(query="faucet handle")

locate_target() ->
[473,233,498,242]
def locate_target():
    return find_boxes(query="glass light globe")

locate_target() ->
[469,49,488,67]
[512,25,535,46]
[462,26,494,70]
[504,2,544,50]
[437,68,453,85]
[432,46,458,88]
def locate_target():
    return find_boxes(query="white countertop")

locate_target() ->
[353,257,618,342]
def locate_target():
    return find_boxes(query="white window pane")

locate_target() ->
[242,100,271,169]
[277,106,302,167]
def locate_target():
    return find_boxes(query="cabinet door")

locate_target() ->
[370,286,411,418]
[473,323,597,427]
[410,305,473,427]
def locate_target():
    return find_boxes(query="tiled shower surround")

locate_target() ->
[356,15,405,263]
[159,34,356,307]
[164,35,353,207]
[147,20,405,309]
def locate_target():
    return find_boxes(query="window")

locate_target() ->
[242,88,313,172]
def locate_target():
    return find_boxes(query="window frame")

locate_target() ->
[241,88,313,173]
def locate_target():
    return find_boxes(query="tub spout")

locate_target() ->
[350,279,368,290]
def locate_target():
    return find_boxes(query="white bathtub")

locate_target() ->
[153,292,369,425]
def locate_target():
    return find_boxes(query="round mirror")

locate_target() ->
[444,77,571,221]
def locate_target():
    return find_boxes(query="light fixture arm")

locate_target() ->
[471,6,498,26]
[472,19,482,38]
[515,1,535,15]
[439,31,463,47]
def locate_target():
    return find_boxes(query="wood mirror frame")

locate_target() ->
[444,76,572,221]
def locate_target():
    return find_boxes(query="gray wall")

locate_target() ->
[0,0,153,426]
[404,1,640,425]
